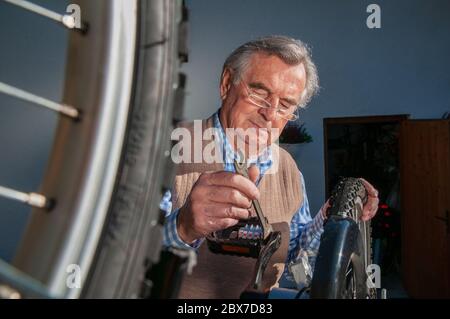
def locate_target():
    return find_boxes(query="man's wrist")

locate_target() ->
[177,205,199,245]
[321,199,331,220]
[321,207,328,220]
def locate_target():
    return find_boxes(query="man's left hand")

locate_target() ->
[321,178,379,221]
[359,178,379,221]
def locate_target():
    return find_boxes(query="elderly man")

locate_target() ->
[160,35,379,298]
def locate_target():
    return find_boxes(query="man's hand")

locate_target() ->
[321,178,379,221]
[359,178,379,221]
[177,166,260,244]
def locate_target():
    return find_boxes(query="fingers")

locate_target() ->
[362,195,379,221]
[203,203,251,220]
[203,185,252,208]
[359,178,379,198]
[248,165,260,184]
[358,178,379,221]
[179,170,262,241]
[215,218,240,230]
[203,171,260,200]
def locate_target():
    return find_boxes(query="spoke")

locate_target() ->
[345,265,353,278]
[0,258,54,298]
[2,0,82,30]
[0,185,49,209]
[0,81,80,119]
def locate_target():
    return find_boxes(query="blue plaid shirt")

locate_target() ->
[160,112,325,274]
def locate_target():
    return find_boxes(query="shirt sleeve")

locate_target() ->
[160,190,204,250]
[287,172,325,264]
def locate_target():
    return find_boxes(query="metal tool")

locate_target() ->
[234,158,273,239]
[206,156,275,258]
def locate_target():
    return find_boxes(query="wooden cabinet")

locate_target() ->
[400,120,450,298]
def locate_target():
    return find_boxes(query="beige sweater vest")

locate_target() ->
[172,115,303,298]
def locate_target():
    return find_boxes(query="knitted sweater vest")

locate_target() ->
[171,115,303,298]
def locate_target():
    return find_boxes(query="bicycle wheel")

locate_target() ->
[310,178,375,299]
[11,0,187,298]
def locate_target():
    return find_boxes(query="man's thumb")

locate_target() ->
[248,165,260,184]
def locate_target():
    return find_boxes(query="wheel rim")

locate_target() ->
[12,0,138,299]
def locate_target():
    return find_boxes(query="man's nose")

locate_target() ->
[260,96,279,121]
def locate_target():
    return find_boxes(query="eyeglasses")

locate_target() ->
[240,78,300,121]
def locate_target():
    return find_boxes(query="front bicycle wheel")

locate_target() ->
[310,178,376,299]
[13,0,187,298]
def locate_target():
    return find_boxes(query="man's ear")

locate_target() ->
[220,68,232,101]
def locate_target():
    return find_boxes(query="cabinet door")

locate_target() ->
[400,120,450,298]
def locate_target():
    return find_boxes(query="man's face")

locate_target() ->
[219,53,307,155]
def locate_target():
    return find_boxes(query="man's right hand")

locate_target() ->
[177,166,260,244]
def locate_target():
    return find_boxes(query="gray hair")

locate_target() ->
[222,35,319,108]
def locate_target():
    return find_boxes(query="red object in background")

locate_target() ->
[372,203,399,239]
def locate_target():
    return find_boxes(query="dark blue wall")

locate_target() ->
[182,0,450,214]
[0,0,68,260]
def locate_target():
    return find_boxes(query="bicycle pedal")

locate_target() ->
[206,218,264,258]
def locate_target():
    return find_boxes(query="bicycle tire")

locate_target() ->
[13,0,187,299]
[310,177,375,299]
